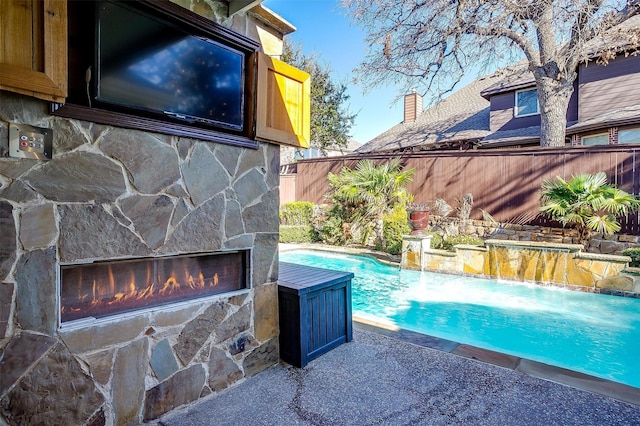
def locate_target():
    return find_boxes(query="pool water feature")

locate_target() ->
[279,249,640,389]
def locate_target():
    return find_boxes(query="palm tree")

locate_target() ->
[540,172,640,245]
[328,158,414,247]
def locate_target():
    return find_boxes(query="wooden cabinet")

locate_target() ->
[256,52,311,148]
[278,262,353,367]
[0,0,67,102]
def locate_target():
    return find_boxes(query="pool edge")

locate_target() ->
[353,317,640,408]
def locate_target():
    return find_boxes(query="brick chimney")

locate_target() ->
[403,89,423,123]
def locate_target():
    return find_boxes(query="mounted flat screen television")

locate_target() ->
[96,0,245,130]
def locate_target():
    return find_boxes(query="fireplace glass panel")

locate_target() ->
[61,251,248,323]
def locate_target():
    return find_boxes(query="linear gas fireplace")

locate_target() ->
[60,251,250,323]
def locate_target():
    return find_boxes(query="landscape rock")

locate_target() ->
[596,275,634,291]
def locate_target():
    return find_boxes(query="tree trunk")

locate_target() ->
[374,217,384,248]
[537,77,574,147]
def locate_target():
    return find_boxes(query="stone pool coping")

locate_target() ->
[279,243,402,265]
[353,316,640,407]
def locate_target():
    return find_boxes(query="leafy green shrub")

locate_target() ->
[442,234,484,251]
[425,232,443,250]
[381,208,410,255]
[319,216,347,246]
[280,201,314,225]
[326,158,414,248]
[279,225,320,243]
[540,173,640,244]
[622,247,640,267]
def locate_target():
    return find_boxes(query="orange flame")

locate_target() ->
[61,257,236,321]
[160,275,181,295]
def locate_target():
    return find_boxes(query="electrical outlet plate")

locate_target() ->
[9,123,53,160]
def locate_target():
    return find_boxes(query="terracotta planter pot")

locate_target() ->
[408,210,430,235]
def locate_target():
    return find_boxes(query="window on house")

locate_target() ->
[581,134,609,145]
[619,128,640,144]
[515,88,539,117]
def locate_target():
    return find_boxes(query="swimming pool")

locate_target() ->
[279,249,640,389]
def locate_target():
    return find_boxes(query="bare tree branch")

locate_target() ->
[342,0,640,147]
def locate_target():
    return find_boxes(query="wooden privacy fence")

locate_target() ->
[287,145,640,235]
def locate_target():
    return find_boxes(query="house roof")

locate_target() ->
[582,15,640,59]
[479,62,533,99]
[356,71,513,153]
[345,139,362,151]
[476,125,542,148]
[566,104,640,134]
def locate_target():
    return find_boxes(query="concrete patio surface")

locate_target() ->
[153,326,640,426]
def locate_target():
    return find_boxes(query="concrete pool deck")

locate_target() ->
[354,317,640,406]
[154,324,640,426]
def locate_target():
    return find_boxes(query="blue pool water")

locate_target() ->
[279,249,640,388]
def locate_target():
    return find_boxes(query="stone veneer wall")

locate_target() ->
[0,3,284,425]
[432,217,640,255]
[410,239,639,296]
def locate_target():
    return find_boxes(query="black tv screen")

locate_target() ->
[96,0,245,130]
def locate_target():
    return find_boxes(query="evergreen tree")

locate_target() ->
[281,40,357,154]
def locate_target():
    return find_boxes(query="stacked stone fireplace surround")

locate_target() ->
[0,85,281,424]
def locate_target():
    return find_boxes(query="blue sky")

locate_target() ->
[263,0,406,144]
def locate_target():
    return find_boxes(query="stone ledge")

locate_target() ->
[401,234,433,242]
[279,243,401,265]
[423,248,457,258]
[574,252,631,263]
[485,239,584,252]
[623,267,640,275]
[453,244,488,252]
